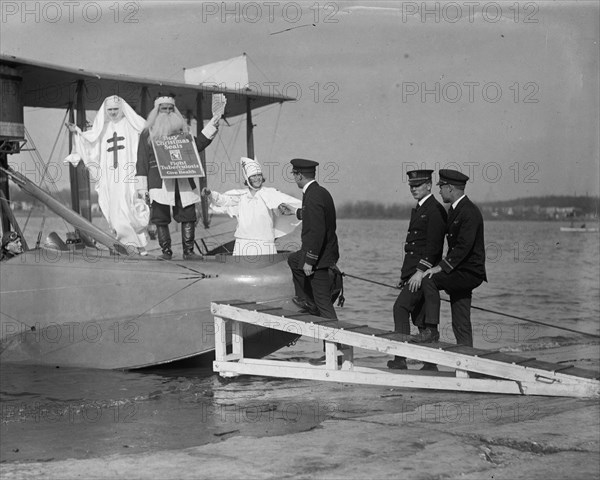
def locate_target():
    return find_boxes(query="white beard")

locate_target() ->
[150,112,186,140]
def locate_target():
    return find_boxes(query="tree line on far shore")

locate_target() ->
[336,196,599,220]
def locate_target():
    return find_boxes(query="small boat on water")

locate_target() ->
[560,225,599,232]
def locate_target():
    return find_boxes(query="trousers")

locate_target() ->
[288,250,337,320]
[393,282,425,336]
[421,270,483,347]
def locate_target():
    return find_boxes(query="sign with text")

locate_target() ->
[151,133,205,179]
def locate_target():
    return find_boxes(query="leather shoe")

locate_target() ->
[183,251,202,261]
[387,357,407,370]
[420,362,438,371]
[160,249,173,260]
[292,297,319,315]
[411,328,440,344]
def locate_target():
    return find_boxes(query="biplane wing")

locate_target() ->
[0,53,294,118]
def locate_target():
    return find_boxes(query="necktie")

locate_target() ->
[448,206,455,217]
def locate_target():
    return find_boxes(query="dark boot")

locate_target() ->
[182,222,201,260]
[411,327,440,344]
[292,296,319,316]
[387,356,407,370]
[156,225,172,260]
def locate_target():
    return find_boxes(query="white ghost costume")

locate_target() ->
[208,157,302,256]
[65,96,148,248]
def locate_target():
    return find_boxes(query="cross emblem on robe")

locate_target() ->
[106,132,125,168]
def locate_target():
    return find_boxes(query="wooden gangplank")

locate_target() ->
[211,300,600,398]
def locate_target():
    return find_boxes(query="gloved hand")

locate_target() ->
[201,187,211,197]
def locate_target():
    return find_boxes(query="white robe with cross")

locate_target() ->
[66,113,147,248]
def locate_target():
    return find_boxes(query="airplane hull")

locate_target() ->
[0,249,299,369]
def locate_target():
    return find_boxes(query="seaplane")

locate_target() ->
[0,53,301,370]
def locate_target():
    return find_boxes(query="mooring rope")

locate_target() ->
[341,272,600,339]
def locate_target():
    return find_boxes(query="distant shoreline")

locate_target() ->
[10,211,599,222]
[336,196,599,221]
[336,215,600,221]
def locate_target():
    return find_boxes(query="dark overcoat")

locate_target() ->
[440,196,487,281]
[401,194,448,280]
[296,181,339,269]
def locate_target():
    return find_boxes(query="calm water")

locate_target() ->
[1,218,599,462]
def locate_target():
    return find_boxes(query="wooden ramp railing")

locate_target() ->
[211,300,600,398]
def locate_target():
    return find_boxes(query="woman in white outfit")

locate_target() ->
[202,157,302,256]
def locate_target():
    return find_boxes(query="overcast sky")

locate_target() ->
[2,0,598,205]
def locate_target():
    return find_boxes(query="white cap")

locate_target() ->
[241,157,262,180]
